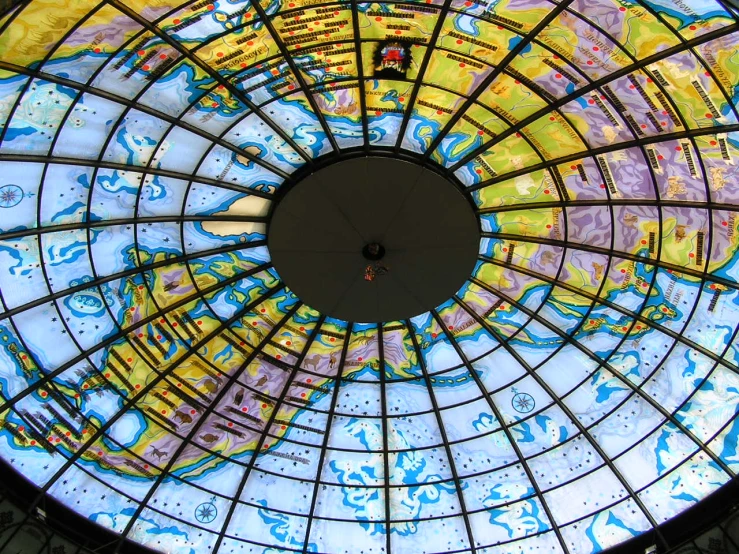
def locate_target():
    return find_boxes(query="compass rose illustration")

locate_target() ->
[511,387,535,414]
[0,185,24,208]
[194,496,218,524]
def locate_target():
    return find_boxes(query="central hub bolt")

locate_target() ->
[362,242,386,261]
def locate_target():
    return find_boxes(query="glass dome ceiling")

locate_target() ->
[0,0,738,552]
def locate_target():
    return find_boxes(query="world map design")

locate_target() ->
[0,0,737,553]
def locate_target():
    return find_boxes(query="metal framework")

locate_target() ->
[0,0,738,553]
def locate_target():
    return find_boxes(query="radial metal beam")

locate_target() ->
[0,240,266,323]
[421,0,576,161]
[477,197,739,214]
[0,153,277,199]
[378,324,393,553]
[0,262,275,416]
[298,323,353,553]
[0,60,290,179]
[0,215,269,243]
[393,0,455,153]
[106,0,313,165]
[450,22,739,172]
[349,0,370,150]
[430,309,570,553]
[404,320,478,553]
[24,282,286,512]
[461,280,736,479]
[450,296,670,549]
[113,302,303,550]
[480,232,739,292]
[478,254,739,375]
[470,121,739,192]
[249,0,341,155]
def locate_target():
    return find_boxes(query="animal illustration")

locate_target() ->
[610,150,628,163]
[329,352,337,369]
[334,103,356,116]
[674,225,686,243]
[623,213,639,227]
[710,166,726,191]
[248,326,265,341]
[592,262,605,282]
[514,174,537,195]
[510,155,525,170]
[602,126,618,143]
[174,410,192,424]
[540,251,557,266]
[666,176,687,198]
[351,335,377,347]
[148,445,168,461]
[234,389,244,405]
[203,379,219,394]
[303,354,322,371]
[255,375,268,387]
[163,281,179,292]
[200,434,219,444]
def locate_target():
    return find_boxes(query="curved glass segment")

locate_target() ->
[0,0,738,553]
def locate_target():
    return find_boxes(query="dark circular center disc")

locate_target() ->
[268,157,480,323]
